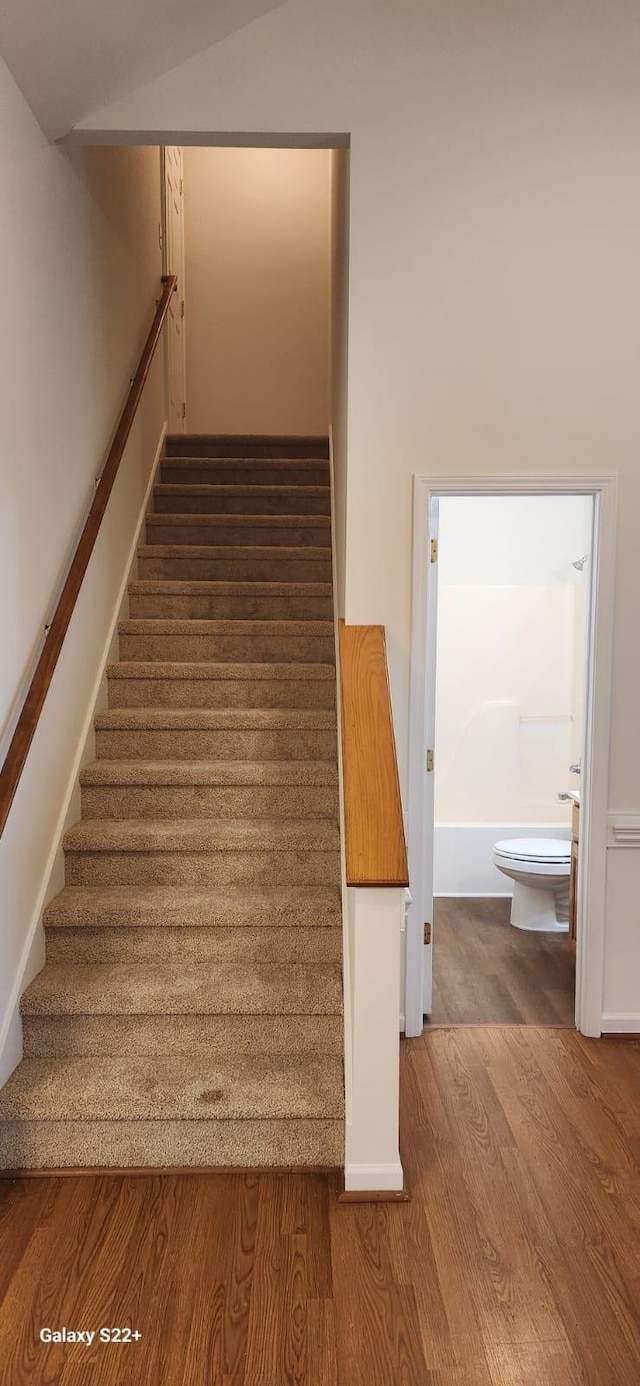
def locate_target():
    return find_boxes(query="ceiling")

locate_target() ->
[0,0,285,139]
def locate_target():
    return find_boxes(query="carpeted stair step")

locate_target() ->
[44,884,342,965]
[0,1054,343,1169]
[136,544,333,583]
[0,1055,344,1121]
[24,1011,342,1060]
[164,434,329,459]
[47,926,340,967]
[21,961,342,1017]
[146,512,331,548]
[106,661,336,710]
[94,707,337,761]
[0,1119,342,1170]
[127,579,334,621]
[63,817,341,885]
[152,483,331,516]
[80,759,339,820]
[118,618,335,664]
[44,884,343,930]
[160,457,330,487]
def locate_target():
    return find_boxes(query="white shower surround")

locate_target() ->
[434,822,572,897]
[432,497,590,896]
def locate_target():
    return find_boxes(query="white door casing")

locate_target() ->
[405,493,439,1035]
[421,496,439,1016]
[161,146,187,432]
[405,473,617,1041]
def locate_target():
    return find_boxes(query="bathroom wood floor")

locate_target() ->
[0,1028,638,1384]
[430,897,576,1025]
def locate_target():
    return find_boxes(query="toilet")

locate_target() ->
[493,838,571,932]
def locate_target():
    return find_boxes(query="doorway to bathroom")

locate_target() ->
[405,475,617,1039]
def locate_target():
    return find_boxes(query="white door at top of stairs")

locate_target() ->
[162,146,187,433]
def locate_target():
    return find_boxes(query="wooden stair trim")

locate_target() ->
[0,1164,339,1179]
[338,622,409,887]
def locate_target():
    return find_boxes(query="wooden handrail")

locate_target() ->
[0,274,177,839]
[339,622,409,887]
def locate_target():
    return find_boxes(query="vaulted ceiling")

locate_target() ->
[0,0,285,139]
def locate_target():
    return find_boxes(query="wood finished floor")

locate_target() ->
[0,1028,639,1384]
[430,897,576,1025]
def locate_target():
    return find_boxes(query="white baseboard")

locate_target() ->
[0,422,167,1080]
[345,1162,405,1192]
[601,1013,640,1034]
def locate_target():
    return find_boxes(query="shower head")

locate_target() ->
[571,554,589,571]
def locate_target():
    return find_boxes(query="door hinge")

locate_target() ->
[181,402,186,421]
[430,538,438,563]
[423,921,432,946]
[181,299,185,320]
[180,177,184,196]
[426,749,434,772]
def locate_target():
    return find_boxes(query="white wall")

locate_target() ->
[63,0,640,1024]
[0,59,166,1078]
[183,146,331,434]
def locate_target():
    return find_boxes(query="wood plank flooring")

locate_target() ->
[1,1028,639,1383]
[431,897,576,1025]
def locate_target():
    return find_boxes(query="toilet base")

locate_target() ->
[510,881,569,933]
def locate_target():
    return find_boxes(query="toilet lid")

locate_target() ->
[494,837,571,864]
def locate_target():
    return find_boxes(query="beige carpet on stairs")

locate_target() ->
[0,436,344,1170]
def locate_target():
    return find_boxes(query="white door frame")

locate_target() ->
[420,494,439,1016]
[405,472,618,1040]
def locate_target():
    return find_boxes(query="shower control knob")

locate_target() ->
[569,763,581,775]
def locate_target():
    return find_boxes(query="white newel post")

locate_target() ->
[345,886,404,1192]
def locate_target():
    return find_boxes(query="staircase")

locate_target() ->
[0,435,344,1170]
